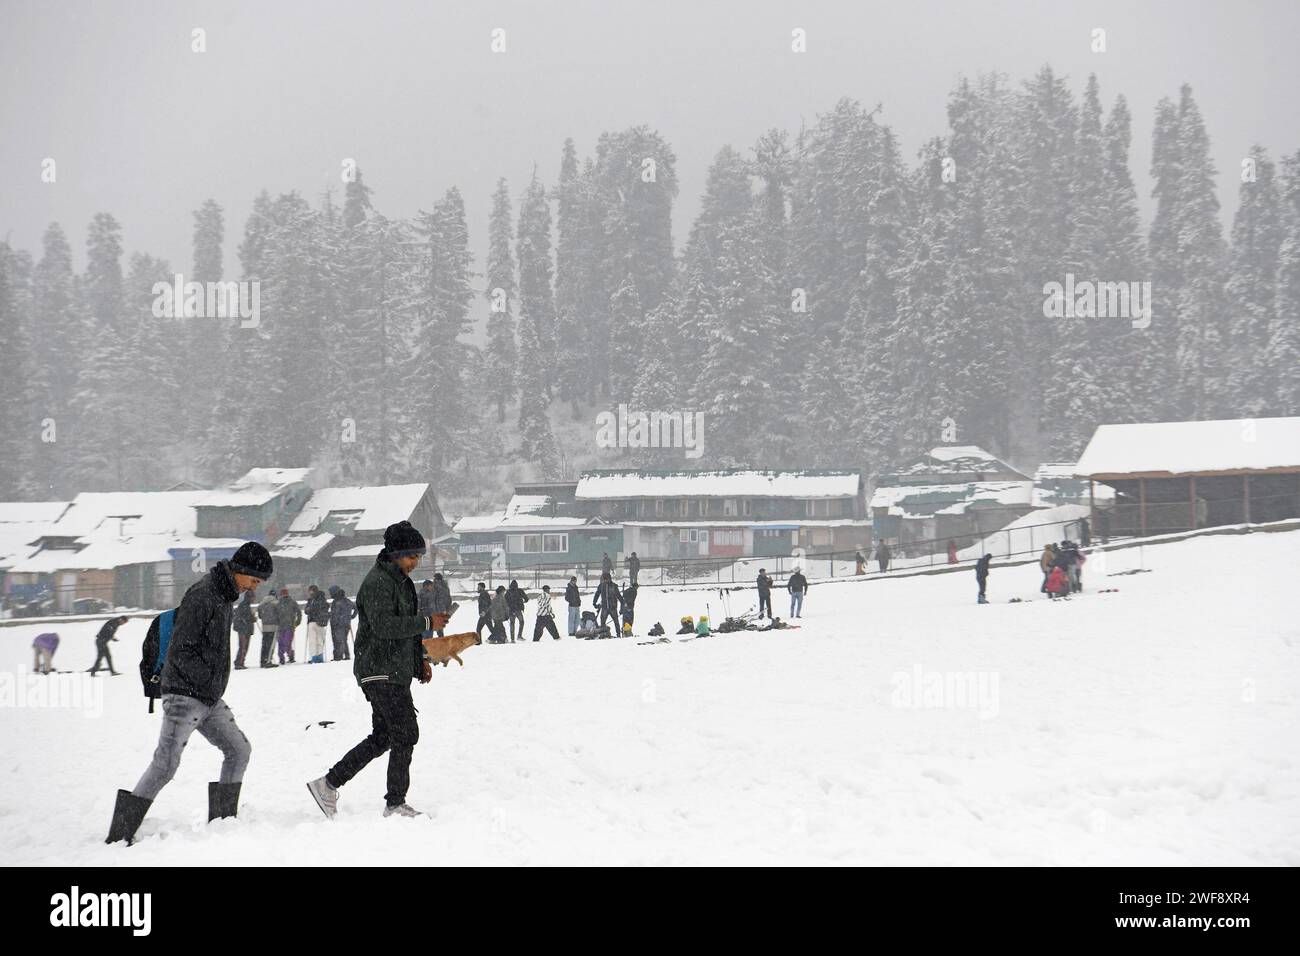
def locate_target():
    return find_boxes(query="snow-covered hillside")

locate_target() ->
[1,531,1296,865]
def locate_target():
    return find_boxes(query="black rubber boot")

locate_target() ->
[208,781,242,822]
[106,789,152,845]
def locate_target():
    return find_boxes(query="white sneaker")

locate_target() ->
[383,803,425,818]
[307,776,338,819]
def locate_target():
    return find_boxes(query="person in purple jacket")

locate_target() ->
[32,632,59,674]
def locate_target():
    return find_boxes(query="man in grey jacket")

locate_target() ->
[106,542,272,844]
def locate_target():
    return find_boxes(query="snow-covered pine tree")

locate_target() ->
[842,122,910,472]
[606,274,644,414]
[788,100,876,465]
[1013,66,1077,464]
[256,192,331,472]
[72,213,130,490]
[30,222,83,496]
[552,138,591,418]
[208,191,274,482]
[1270,151,1300,415]
[676,144,753,425]
[335,212,421,482]
[121,252,178,489]
[590,127,678,397]
[1097,93,1153,426]
[411,187,480,483]
[1224,145,1283,416]
[485,177,518,423]
[1150,87,1229,420]
[750,128,798,467]
[517,168,557,400]
[516,305,560,478]
[0,242,32,498]
[1172,86,1229,419]
[1047,74,1111,458]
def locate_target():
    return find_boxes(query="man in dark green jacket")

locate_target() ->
[308,522,447,819]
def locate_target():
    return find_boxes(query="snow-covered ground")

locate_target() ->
[1,531,1296,865]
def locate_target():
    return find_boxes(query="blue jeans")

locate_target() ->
[567,606,580,635]
[790,592,804,617]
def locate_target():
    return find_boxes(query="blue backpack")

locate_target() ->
[138,608,177,712]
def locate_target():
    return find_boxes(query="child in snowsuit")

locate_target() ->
[1046,566,1070,599]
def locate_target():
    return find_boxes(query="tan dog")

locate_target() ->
[422,631,481,667]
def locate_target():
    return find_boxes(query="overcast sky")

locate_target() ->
[3,0,1298,283]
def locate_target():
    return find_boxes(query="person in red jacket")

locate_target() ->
[1046,565,1070,599]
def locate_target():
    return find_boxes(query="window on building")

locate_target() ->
[543,533,568,553]
[742,499,752,516]
[722,499,736,516]
[655,499,665,517]
[507,534,544,553]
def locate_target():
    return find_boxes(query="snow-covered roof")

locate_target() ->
[454,512,603,534]
[1075,418,1300,477]
[452,492,598,534]
[332,544,382,558]
[9,534,249,573]
[287,483,430,534]
[928,445,1000,464]
[7,490,253,573]
[622,519,869,529]
[270,532,335,561]
[575,470,861,500]
[1031,463,1116,507]
[870,481,1033,516]
[889,446,1028,481]
[1034,462,1081,481]
[199,467,312,507]
[0,502,70,568]
[37,490,208,540]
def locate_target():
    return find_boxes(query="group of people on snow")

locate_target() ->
[247,583,356,669]
[1039,541,1086,600]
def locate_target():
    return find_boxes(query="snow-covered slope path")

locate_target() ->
[1,531,1296,865]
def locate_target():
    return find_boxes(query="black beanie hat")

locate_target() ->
[229,541,273,580]
[384,520,426,557]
